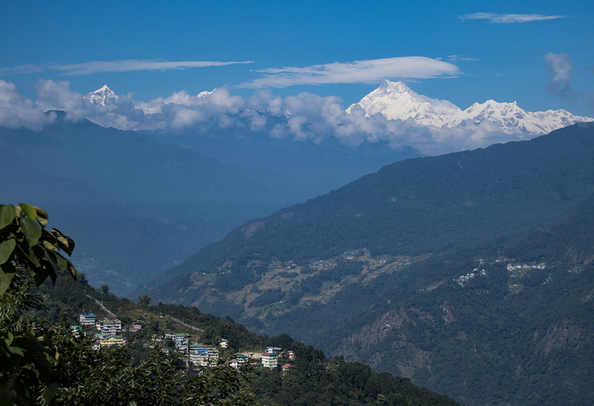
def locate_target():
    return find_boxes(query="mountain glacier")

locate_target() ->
[85,85,119,106]
[79,82,593,154]
[347,80,594,135]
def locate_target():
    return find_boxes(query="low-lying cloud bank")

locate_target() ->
[0,79,545,155]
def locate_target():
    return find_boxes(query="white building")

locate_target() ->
[262,353,278,369]
[189,346,219,367]
[79,313,96,327]
[174,333,190,350]
[99,319,122,336]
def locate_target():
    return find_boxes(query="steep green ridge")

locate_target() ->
[144,122,594,302]
[263,195,594,405]
[32,273,463,406]
[142,123,594,405]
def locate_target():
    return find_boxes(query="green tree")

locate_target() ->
[139,294,153,307]
[0,204,256,406]
[40,324,255,406]
[0,203,77,405]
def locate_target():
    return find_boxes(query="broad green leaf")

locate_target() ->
[24,245,42,268]
[47,250,64,271]
[12,335,42,352]
[45,382,60,402]
[49,228,75,255]
[0,261,16,275]
[41,229,58,247]
[8,345,24,358]
[44,257,58,285]
[48,251,76,279]
[0,270,15,295]
[32,266,50,286]
[32,205,48,227]
[42,240,58,252]
[0,204,16,229]
[18,203,37,220]
[20,218,42,247]
[3,332,14,346]
[46,251,68,278]
[0,239,16,265]
[66,259,77,279]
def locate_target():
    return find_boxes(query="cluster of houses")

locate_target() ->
[309,251,391,271]
[186,345,296,371]
[187,345,295,371]
[453,260,548,287]
[308,260,337,269]
[77,313,295,371]
[161,341,295,371]
[77,313,140,349]
[268,260,298,270]
[454,268,487,287]
[507,262,546,272]
[223,347,295,371]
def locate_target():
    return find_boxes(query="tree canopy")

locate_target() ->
[0,203,255,406]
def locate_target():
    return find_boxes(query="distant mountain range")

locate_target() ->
[347,80,593,134]
[80,83,594,157]
[141,123,594,405]
[0,113,414,295]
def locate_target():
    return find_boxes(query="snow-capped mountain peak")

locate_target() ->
[347,80,462,127]
[85,85,119,106]
[348,80,594,135]
[197,89,216,98]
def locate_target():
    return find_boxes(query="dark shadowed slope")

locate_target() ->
[143,122,594,303]
[141,123,594,405]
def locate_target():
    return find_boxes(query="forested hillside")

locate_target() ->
[0,114,411,295]
[140,123,594,405]
[27,272,463,406]
[0,201,459,405]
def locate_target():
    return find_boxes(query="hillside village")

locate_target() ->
[192,249,558,322]
[192,249,424,318]
[70,254,553,378]
[453,258,548,289]
[74,310,294,371]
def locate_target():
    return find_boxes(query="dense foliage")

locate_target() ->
[39,323,255,406]
[252,352,460,406]
[1,203,462,405]
[0,204,255,406]
[31,272,463,405]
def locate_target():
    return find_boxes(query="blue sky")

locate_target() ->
[0,1,594,115]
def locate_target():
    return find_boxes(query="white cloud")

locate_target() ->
[0,64,44,76]
[459,13,567,24]
[448,55,479,62]
[0,80,54,130]
[0,59,254,76]
[544,53,572,84]
[238,57,460,88]
[0,79,553,156]
[33,80,90,120]
[543,52,574,98]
